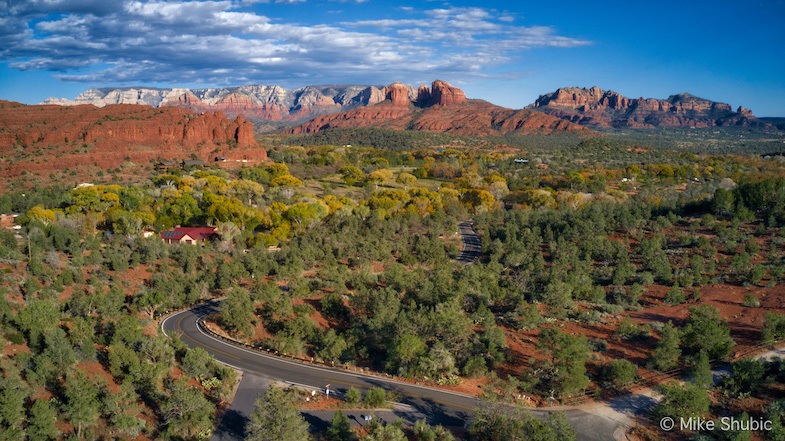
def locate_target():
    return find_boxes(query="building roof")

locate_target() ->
[161,227,218,241]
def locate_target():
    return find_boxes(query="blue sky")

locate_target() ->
[1,0,784,116]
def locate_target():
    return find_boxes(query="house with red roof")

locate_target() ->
[160,226,218,245]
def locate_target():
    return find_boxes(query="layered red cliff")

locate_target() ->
[0,100,266,183]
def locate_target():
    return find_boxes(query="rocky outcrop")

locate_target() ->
[384,82,413,107]
[531,87,772,128]
[288,81,590,137]
[0,100,266,182]
[417,84,431,104]
[44,84,389,125]
[426,80,467,106]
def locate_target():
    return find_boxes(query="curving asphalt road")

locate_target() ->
[160,222,626,440]
[162,304,622,440]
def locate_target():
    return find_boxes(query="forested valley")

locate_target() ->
[1,132,785,440]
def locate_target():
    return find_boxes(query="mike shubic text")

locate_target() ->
[660,416,772,432]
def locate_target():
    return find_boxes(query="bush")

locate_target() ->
[363,387,387,408]
[344,387,361,405]
[614,318,648,341]
[664,285,686,305]
[742,293,760,308]
[680,305,734,360]
[722,359,766,398]
[763,312,785,344]
[462,356,488,378]
[655,382,711,421]
[601,359,638,388]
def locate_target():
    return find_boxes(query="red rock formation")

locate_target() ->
[289,105,413,134]
[0,100,267,182]
[417,84,431,104]
[532,87,769,128]
[427,80,467,106]
[384,82,412,107]
[287,91,590,137]
[737,106,753,117]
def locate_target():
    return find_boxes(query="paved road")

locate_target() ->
[162,305,621,440]
[456,221,481,264]
[161,223,624,440]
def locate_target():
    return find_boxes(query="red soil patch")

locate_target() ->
[3,343,30,357]
[440,377,488,396]
[77,361,122,394]
[497,280,785,394]
[299,394,345,410]
[252,320,274,342]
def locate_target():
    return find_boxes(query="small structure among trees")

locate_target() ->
[160,226,218,245]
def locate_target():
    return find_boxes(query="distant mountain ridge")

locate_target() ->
[43,84,390,123]
[43,83,776,132]
[529,86,772,129]
[288,80,591,137]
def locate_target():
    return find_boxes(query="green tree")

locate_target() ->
[655,382,710,421]
[690,351,713,389]
[16,298,60,351]
[722,359,766,398]
[363,387,388,408]
[161,379,215,440]
[711,187,736,217]
[766,400,785,441]
[536,327,590,395]
[412,419,455,441]
[104,382,145,438]
[317,329,349,364]
[339,166,365,186]
[651,322,681,371]
[182,347,213,379]
[344,387,361,405]
[247,386,310,441]
[680,305,734,360]
[364,420,406,441]
[64,371,101,440]
[326,410,353,441]
[136,289,165,319]
[220,287,254,338]
[763,312,785,345]
[385,334,426,377]
[600,359,637,388]
[27,399,59,441]
[0,377,28,439]
[470,402,575,441]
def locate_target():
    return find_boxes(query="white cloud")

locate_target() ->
[0,1,590,88]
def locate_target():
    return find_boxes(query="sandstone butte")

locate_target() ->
[530,86,771,129]
[288,80,591,137]
[0,100,267,182]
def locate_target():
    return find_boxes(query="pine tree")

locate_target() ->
[651,322,681,371]
[27,399,59,441]
[247,386,310,441]
[690,351,713,389]
[326,410,353,441]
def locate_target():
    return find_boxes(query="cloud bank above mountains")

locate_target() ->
[1,0,589,87]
